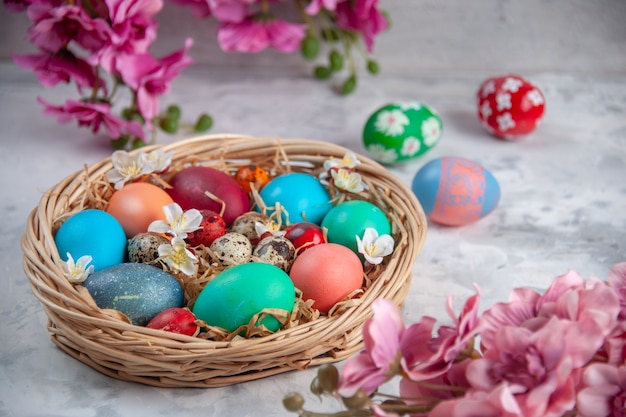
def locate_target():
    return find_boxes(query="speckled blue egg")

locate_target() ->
[82,263,184,326]
[54,209,126,271]
[411,156,500,226]
[258,172,332,225]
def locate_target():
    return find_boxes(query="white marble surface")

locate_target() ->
[1,1,626,416]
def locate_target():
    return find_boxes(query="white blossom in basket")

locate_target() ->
[106,150,153,189]
[331,168,365,193]
[148,202,202,239]
[62,252,94,284]
[356,228,395,265]
[143,149,174,173]
[255,220,285,238]
[158,236,198,276]
[323,152,361,171]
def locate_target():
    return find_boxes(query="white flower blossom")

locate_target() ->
[143,149,173,173]
[421,117,442,147]
[158,236,198,276]
[148,203,203,239]
[62,252,94,284]
[323,152,361,171]
[356,228,395,265]
[375,109,410,136]
[400,137,421,157]
[331,168,365,193]
[254,220,285,238]
[105,150,154,190]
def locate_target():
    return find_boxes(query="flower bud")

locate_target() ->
[341,390,369,410]
[317,364,339,393]
[282,392,305,412]
[300,35,320,60]
[329,50,344,71]
[341,75,357,95]
[310,376,324,396]
[159,117,179,134]
[166,104,181,121]
[314,66,332,80]
[366,60,380,75]
[194,113,213,132]
[111,136,130,150]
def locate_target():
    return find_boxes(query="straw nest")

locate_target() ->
[21,134,427,387]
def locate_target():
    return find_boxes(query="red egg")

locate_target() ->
[186,210,227,247]
[477,74,545,140]
[106,182,174,238]
[284,222,326,253]
[146,307,199,336]
[166,166,251,225]
[289,243,363,313]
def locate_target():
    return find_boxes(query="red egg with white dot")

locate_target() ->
[477,74,545,140]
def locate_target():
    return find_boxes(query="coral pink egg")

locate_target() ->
[289,243,363,313]
[106,182,173,238]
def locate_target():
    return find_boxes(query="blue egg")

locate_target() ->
[411,156,500,226]
[54,209,127,271]
[258,172,332,225]
[82,263,184,326]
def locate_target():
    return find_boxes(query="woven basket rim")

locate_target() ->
[21,134,428,387]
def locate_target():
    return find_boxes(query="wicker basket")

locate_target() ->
[21,134,427,388]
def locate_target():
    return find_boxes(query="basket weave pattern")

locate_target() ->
[21,135,427,387]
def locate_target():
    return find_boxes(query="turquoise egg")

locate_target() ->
[82,263,184,326]
[411,156,500,226]
[321,200,391,257]
[258,172,332,225]
[363,101,442,164]
[192,263,295,333]
[54,209,127,271]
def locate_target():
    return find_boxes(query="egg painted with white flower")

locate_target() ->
[363,101,442,164]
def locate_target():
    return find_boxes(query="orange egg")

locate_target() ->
[234,164,270,193]
[289,243,364,313]
[106,182,174,238]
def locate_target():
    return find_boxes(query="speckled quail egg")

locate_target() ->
[230,211,269,244]
[252,236,297,272]
[127,232,169,267]
[209,232,252,266]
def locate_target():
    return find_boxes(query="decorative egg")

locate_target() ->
[252,236,297,272]
[186,210,227,247]
[411,156,500,226]
[82,263,184,326]
[166,166,251,225]
[321,200,391,257]
[235,164,270,193]
[258,172,332,225]
[127,232,169,266]
[477,74,545,139]
[283,221,326,254]
[363,101,442,164]
[289,243,364,313]
[230,211,268,244]
[54,209,126,271]
[146,307,199,336]
[209,232,252,265]
[106,182,174,238]
[192,262,295,333]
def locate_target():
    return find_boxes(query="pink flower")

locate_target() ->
[608,262,626,319]
[208,0,256,23]
[602,321,626,366]
[305,0,340,15]
[335,0,388,53]
[13,51,101,92]
[404,287,482,382]
[116,39,194,123]
[37,97,144,140]
[337,299,437,397]
[26,4,109,52]
[576,363,626,417]
[218,17,306,53]
[428,384,524,417]
[400,360,471,405]
[92,0,163,73]
[466,318,577,417]
[4,0,34,12]
[167,0,212,18]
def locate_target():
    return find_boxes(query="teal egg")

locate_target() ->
[258,172,332,225]
[321,200,391,256]
[192,263,295,333]
[82,263,184,326]
[54,209,126,271]
[363,101,442,164]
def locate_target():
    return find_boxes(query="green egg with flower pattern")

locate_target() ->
[363,101,443,164]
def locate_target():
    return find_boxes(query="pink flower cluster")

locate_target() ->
[170,0,387,54]
[337,263,626,417]
[9,0,194,143]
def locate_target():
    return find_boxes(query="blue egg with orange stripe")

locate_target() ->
[411,156,500,226]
